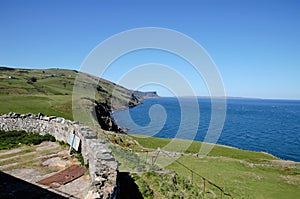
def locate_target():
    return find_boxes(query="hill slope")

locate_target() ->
[0,67,154,121]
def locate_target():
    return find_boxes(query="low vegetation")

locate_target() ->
[110,144,158,172]
[139,172,204,199]
[131,173,154,199]
[128,135,300,199]
[0,130,55,150]
[132,135,279,162]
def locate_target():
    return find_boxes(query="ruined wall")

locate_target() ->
[0,112,118,199]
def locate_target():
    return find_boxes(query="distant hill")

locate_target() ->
[0,67,156,124]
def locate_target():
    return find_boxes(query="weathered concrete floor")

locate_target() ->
[0,142,90,199]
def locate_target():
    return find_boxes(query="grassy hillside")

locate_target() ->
[0,67,142,120]
[130,136,300,198]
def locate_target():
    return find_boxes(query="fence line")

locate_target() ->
[136,148,233,199]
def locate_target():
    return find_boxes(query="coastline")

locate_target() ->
[111,97,300,163]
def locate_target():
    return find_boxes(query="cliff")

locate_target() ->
[0,67,156,130]
[133,90,159,98]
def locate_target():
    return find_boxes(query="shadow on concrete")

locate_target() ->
[118,172,143,199]
[0,171,67,199]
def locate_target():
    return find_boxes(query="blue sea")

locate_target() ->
[112,98,300,162]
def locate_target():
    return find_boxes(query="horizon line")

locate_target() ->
[151,95,300,101]
[1,65,299,101]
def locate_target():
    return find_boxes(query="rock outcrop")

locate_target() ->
[133,91,159,98]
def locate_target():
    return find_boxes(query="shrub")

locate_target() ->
[0,130,56,150]
[30,77,37,82]
[26,76,37,84]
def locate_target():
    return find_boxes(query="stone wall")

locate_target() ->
[0,112,118,199]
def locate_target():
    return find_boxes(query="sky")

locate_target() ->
[0,0,299,99]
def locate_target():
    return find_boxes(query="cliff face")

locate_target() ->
[133,91,159,98]
[0,67,157,132]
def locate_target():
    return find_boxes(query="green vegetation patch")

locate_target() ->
[0,130,56,150]
[0,95,73,120]
[167,155,300,199]
[137,171,205,199]
[132,136,278,163]
[131,173,154,199]
[110,144,153,172]
[130,135,300,198]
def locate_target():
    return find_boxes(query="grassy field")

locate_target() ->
[130,136,300,198]
[0,95,73,119]
[132,136,279,162]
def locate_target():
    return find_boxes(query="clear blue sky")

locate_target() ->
[0,0,299,99]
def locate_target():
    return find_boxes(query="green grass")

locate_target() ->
[134,171,214,199]
[131,173,154,199]
[0,67,75,119]
[110,144,158,172]
[0,95,73,119]
[130,135,300,199]
[166,155,300,199]
[0,130,56,150]
[132,136,278,163]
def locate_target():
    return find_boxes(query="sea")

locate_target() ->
[112,97,300,162]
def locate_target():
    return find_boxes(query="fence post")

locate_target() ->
[203,178,206,198]
[152,148,160,166]
[145,151,148,164]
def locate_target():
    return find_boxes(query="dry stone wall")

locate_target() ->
[0,112,118,199]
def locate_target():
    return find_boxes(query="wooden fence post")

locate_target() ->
[145,151,148,164]
[203,178,206,198]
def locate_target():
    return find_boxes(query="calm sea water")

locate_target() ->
[112,98,300,162]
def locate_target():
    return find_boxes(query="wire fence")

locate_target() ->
[135,148,233,199]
